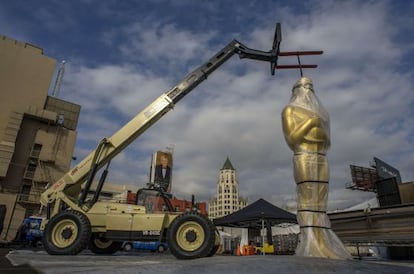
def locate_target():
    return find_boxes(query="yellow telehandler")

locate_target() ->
[40,23,319,259]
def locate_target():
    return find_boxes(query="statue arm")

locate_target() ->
[282,106,319,145]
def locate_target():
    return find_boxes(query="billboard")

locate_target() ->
[349,165,378,192]
[149,151,173,193]
[375,177,402,207]
[373,157,401,184]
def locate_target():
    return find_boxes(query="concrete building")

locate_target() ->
[0,35,80,242]
[208,157,248,219]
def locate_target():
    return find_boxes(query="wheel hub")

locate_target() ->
[185,230,197,242]
[175,220,205,252]
[61,227,73,239]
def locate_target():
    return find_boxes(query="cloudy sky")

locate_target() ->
[1,0,413,211]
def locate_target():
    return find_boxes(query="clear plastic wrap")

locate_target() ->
[281,77,351,259]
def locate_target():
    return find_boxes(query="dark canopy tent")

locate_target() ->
[213,198,297,245]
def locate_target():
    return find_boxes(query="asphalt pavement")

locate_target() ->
[0,248,39,274]
[2,248,414,274]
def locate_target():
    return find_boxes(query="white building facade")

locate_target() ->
[208,157,247,219]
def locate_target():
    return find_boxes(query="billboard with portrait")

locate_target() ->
[149,151,173,193]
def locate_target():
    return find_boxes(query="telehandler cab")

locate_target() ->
[39,23,322,259]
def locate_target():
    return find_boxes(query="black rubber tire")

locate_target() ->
[207,230,220,257]
[34,239,43,249]
[157,244,166,253]
[207,244,219,257]
[123,242,133,251]
[88,233,123,254]
[167,212,216,259]
[43,210,91,255]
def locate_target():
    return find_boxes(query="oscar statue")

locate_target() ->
[281,77,350,259]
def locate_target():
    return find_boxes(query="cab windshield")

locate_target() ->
[136,189,172,213]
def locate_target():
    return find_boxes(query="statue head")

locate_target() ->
[288,76,329,121]
[293,77,313,93]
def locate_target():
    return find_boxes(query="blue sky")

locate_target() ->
[1,0,413,210]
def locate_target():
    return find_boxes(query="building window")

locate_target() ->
[31,143,42,158]
[24,163,37,180]
[20,185,32,201]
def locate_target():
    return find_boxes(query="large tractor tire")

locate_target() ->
[43,210,91,255]
[89,233,123,254]
[207,229,220,257]
[167,212,216,259]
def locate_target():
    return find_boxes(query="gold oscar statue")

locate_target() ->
[281,77,350,259]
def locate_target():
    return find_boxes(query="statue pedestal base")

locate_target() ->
[295,227,351,260]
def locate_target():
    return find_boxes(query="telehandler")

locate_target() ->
[40,23,321,259]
